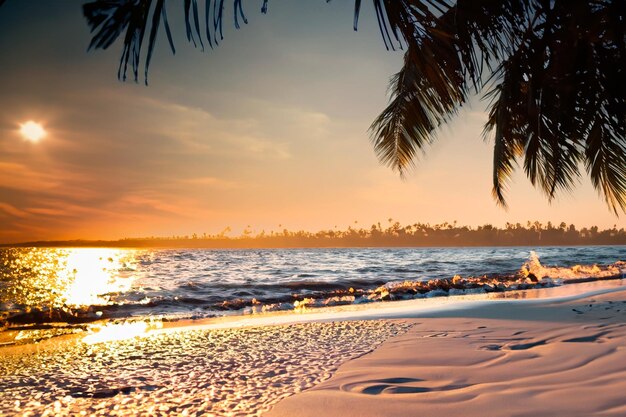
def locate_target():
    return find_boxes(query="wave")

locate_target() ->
[362,252,625,302]
[520,251,625,282]
[1,252,624,327]
[207,279,388,292]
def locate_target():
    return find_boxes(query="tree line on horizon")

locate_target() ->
[10,220,625,248]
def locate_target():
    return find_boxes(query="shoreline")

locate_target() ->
[2,280,626,416]
[2,278,626,352]
[2,254,624,344]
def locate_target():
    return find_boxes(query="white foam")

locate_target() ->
[520,251,626,281]
[152,278,626,335]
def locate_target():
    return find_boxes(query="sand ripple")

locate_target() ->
[266,291,626,417]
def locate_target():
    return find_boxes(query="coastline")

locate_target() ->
[3,277,625,350]
[2,246,624,337]
[3,242,626,250]
[1,280,626,416]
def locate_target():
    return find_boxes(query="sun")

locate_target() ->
[19,120,47,142]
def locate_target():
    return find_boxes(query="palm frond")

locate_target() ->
[77,0,626,213]
[483,63,525,208]
[213,0,225,43]
[369,9,466,175]
[483,0,625,211]
[585,119,626,214]
[145,0,166,83]
[83,0,266,83]
[450,0,529,90]
[183,0,203,50]
[370,49,442,175]
[368,0,530,178]
[353,0,362,31]
[234,0,248,29]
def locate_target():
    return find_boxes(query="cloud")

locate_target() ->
[0,162,63,191]
[0,202,28,218]
[134,96,297,160]
[180,176,240,189]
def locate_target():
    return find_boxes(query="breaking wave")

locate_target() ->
[1,248,624,328]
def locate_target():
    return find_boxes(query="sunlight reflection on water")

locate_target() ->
[1,246,624,327]
[62,249,136,306]
[0,248,139,309]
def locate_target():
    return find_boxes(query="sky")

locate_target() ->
[0,1,622,243]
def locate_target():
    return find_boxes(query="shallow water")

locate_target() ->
[1,246,624,325]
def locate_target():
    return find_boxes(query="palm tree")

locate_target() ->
[363,1,624,214]
[28,0,626,212]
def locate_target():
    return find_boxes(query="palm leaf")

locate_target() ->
[371,49,440,175]
[369,0,532,178]
[83,0,266,83]
[586,120,626,213]
[483,0,625,211]
[77,0,626,213]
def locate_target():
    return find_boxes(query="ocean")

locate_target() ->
[1,245,626,416]
[1,246,625,327]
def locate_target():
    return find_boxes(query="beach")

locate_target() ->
[269,284,626,417]
[1,279,625,416]
[0,318,410,416]
[1,1,625,416]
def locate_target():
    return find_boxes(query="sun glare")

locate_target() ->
[19,120,46,142]
[61,249,136,306]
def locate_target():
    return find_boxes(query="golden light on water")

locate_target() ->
[19,120,46,142]
[0,248,138,310]
[61,249,135,306]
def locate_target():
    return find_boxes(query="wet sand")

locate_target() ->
[267,286,626,417]
[0,320,409,416]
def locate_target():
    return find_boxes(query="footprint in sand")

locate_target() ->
[341,378,468,395]
[562,331,609,343]
[479,344,502,351]
[70,385,161,398]
[507,340,547,350]
[425,332,449,338]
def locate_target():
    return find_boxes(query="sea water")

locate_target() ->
[1,246,624,325]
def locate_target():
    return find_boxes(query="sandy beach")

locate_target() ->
[1,1,625,416]
[1,280,625,416]
[268,284,626,417]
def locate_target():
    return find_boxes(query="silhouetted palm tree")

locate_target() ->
[8,1,625,212]
[367,1,624,214]
[367,1,626,215]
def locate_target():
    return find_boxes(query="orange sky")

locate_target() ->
[0,1,622,243]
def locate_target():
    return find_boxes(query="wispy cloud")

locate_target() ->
[180,176,240,189]
[0,202,28,218]
[0,162,63,191]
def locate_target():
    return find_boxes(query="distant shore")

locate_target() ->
[3,222,625,248]
[2,239,626,249]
